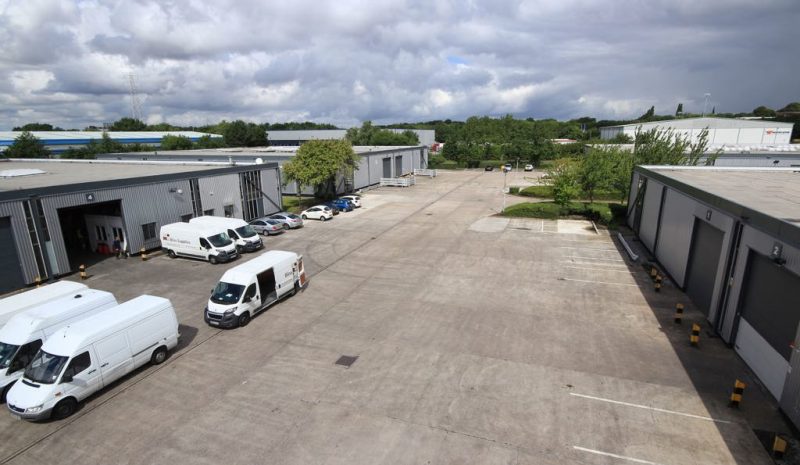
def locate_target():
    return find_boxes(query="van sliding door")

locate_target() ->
[257,268,277,306]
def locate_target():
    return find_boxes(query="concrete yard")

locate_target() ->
[0,170,791,464]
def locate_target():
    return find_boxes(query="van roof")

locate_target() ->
[0,290,116,345]
[160,222,226,236]
[0,281,88,320]
[219,250,298,284]
[42,295,172,356]
[190,216,248,228]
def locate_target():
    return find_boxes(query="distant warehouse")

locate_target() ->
[0,159,282,293]
[628,166,800,427]
[267,129,436,147]
[600,117,794,145]
[0,131,223,155]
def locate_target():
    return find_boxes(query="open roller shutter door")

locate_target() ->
[684,219,724,316]
[0,217,25,293]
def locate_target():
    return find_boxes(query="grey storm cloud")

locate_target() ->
[0,0,798,129]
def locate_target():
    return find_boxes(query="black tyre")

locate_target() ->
[282,224,289,230]
[301,214,308,220]
[52,398,77,420]
[236,245,243,254]
[320,216,327,222]
[209,256,218,265]
[167,250,176,259]
[238,312,251,327]
[151,346,168,365]
[1,381,14,403]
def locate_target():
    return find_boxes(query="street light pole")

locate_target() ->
[502,168,508,213]
[702,93,711,117]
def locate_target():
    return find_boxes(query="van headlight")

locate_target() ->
[25,405,43,413]
[224,307,238,314]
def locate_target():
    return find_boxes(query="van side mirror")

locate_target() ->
[61,374,73,384]
[242,296,251,303]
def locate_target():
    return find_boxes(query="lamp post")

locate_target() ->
[702,93,711,117]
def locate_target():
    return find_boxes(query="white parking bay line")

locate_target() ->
[560,278,639,287]
[569,256,625,262]
[573,446,666,465]
[569,392,733,424]
[564,266,635,274]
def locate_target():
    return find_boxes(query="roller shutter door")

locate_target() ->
[0,217,25,294]
[684,219,724,316]
[736,251,800,399]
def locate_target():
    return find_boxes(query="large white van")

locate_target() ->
[189,216,263,253]
[160,222,238,264]
[205,250,307,328]
[0,281,88,328]
[6,295,180,421]
[0,289,118,402]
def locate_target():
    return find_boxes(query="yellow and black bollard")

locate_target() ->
[140,247,147,261]
[654,275,663,292]
[729,380,746,408]
[674,303,684,324]
[773,435,787,459]
[79,264,87,280]
[34,275,41,287]
[650,266,658,281]
[690,323,700,346]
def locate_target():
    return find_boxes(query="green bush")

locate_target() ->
[428,154,447,168]
[508,186,520,195]
[478,159,504,168]
[502,201,619,226]
[519,185,554,198]
[438,160,459,170]
[503,202,562,219]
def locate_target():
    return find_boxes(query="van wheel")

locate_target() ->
[52,398,77,420]
[167,250,176,259]
[209,256,218,265]
[301,214,308,220]
[151,346,168,365]
[1,381,14,403]
[238,312,251,327]
[236,245,243,254]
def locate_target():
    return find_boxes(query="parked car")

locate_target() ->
[328,198,353,212]
[268,212,304,230]
[340,195,362,208]
[503,163,513,171]
[249,218,285,236]
[524,164,534,172]
[484,166,494,171]
[301,205,334,221]
[321,201,343,214]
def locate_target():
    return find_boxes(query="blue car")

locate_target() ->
[328,198,354,212]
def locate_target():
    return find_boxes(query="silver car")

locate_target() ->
[268,212,304,230]
[249,218,285,236]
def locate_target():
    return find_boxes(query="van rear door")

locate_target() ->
[95,332,133,385]
[257,269,277,307]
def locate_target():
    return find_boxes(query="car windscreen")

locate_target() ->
[24,350,68,384]
[207,232,232,248]
[210,282,245,304]
[287,214,301,219]
[0,342,19,370]
[235,225,258,238]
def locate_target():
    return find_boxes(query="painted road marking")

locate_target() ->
[560,278,639,287]
[563,260,629,268]
[559,246,618,251]
[570,392,734,424]
[564,266,635,274]
[573,446,666,465]
[569,256,625,262]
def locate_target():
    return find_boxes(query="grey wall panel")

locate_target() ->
[354,157,370,189]
[0,201,39,284]
[655,189,697,287]
[684,219,725,316]
[259,168,283,213]
[626,172,641,229]
[638,180,663,252]
[198,173,243,218]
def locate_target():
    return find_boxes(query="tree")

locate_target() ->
[223,120,267,147]
[60,148,95,159]
[545,159,581,207]
[195,135,226,149]
[281,140,360,202]
[633,127,714,167]
[610,133,633,144]
[779,102,800,113]
[579,149,614,203]
[753,106,776,117]
[4,131,50,158]
[109,117,147,131]
[12,123,56,131]
[160,135,194,150]
[345,121,420,146]
[675,103,683,116]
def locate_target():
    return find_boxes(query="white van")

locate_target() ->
[0,289,118,402]
[160,222,238,264]
[189,216,263,253]
[6,295,180,421]
[0,281,88,329]
[205,250,307,328]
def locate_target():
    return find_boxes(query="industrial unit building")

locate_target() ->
[267,129,436,147]
[98,145,429,195]
[589,143,800,167]
[628,166,800,426]
[600,117,794,145]
[0,131,223,154]
[0,159,282,293]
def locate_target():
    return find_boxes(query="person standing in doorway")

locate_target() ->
[112,236,122,259]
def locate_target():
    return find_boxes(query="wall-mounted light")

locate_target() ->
[772,242,787,266]
[169,188,184,195]
[85,193,96,202]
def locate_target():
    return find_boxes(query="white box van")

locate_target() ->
[0,289,118,402]
[6,295,179,420]
[0,281,88,328]
[160,222,238,264]
[189,216,263,253]
[205,250,307,328]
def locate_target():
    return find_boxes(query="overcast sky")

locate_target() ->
[0,0,797,129]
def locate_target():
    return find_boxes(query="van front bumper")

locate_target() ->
[204,309,238,328]
[217,251,238,263]
[243,240,263,252]
[7,403,51,421]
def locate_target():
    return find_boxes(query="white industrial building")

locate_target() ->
[628,166,800,427]
[267,129,436,147]
[600,117,794,145]
[0,131,222,155]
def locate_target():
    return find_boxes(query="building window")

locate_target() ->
[203,209,215,216]
[142,222,156,241]
[224,205,234,218]
[180,213,193,223]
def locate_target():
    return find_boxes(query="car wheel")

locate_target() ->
[151,346,168,365]
[282,224,289,230]
[238,312,251,327]
[167,249,176,259]
[1,381,14,403]
[209,256,218,265]
[320,216,327,222]
[302,214,308,220]
[52,398,78,420]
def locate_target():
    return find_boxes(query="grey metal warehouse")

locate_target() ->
[98,145,429,195]
[0,159,282,294]
[627,166,800,426]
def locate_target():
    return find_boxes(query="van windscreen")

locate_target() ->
[236,225,258,238]
[208,232,232,248]
[0,342,19,369]
[24,350,68,385]
[211,282,245,304]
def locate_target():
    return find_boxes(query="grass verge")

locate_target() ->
[503,201,627,227]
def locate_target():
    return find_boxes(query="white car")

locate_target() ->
[340,195,361,208]
[524,164,534,171]
[301,205,334,221]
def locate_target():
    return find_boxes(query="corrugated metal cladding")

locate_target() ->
[0,201,43,284]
